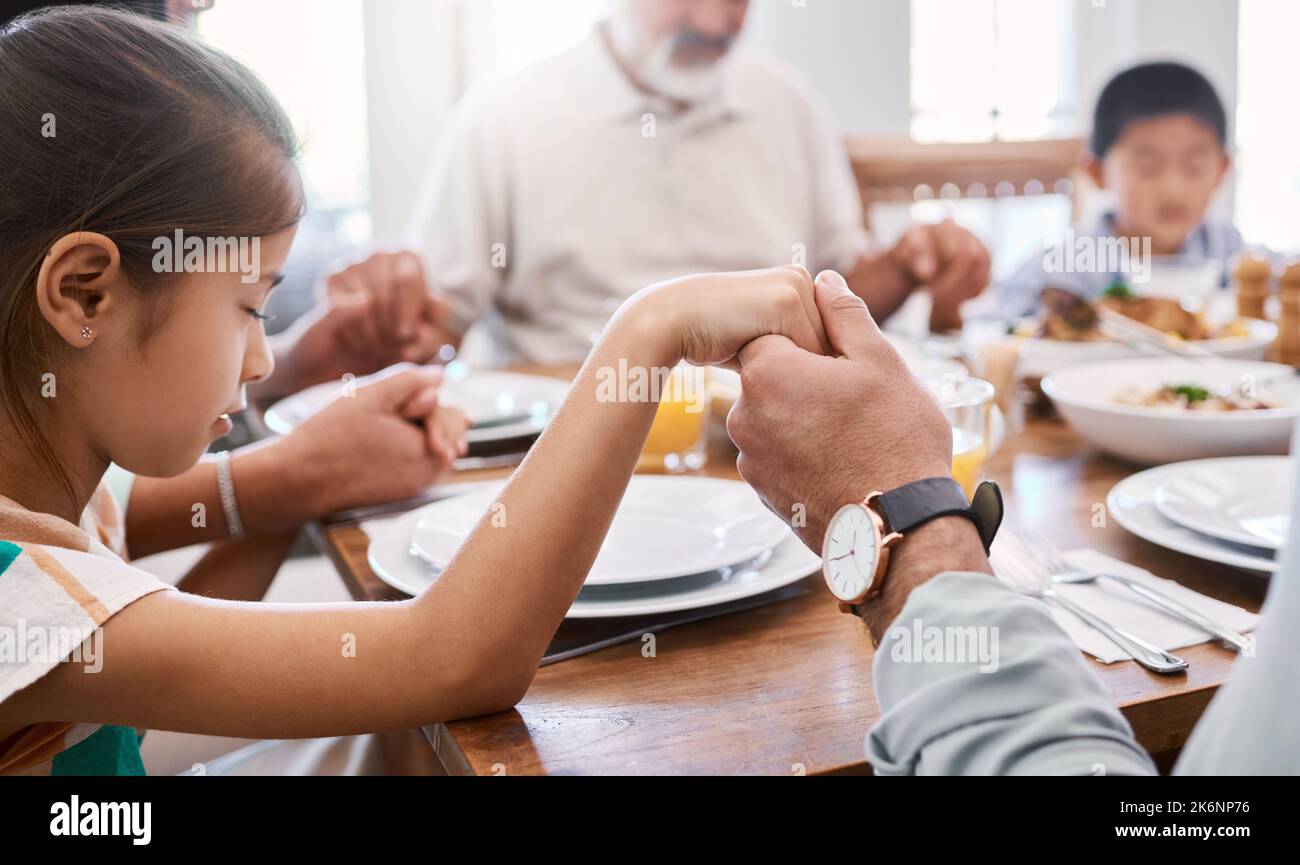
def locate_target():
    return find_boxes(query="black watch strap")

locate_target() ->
[876,477,1003,553]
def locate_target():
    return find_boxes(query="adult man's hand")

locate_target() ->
[728,270,954,551]
[261,251,461,401]
[888,219,990,332]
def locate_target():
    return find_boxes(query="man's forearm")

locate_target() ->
[859,516,992,639]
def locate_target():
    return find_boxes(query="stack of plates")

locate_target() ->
[367,476,821,617]
[1107,456,1292,575]
[264,367,571,450]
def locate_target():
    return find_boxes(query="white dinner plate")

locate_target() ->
[1107,463,1279,575]
[410,476,792,586]
[366,508,820,618]
[263,367,571,445]
[1153,457,1293,551]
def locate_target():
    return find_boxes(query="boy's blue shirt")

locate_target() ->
[985,210,1243,320]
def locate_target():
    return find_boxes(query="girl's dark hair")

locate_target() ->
[0,5,304,495]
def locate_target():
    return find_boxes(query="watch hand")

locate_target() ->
[828,552,853,562]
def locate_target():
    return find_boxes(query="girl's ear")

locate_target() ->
[35,232,124,348]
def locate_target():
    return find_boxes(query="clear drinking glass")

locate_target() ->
[926,376,996,499]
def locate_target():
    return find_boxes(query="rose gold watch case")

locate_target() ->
[822,492,904,611]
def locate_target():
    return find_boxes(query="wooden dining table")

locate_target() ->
[311,366,1269,776]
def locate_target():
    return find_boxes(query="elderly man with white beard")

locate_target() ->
[337,0,992,366]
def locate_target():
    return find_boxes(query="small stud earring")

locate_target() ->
[80,326,93,340]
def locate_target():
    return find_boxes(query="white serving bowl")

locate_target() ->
[1042,358,1300,465]
[1137,257,1222,301]
[1017,317,1278,379]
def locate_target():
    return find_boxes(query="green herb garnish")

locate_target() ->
[1170,384,1211,403]
[1103,282,1134,300]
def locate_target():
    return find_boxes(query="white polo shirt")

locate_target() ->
[407,29,872,365]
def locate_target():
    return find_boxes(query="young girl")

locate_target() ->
[0,7,829,774]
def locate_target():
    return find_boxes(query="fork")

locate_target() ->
[1023,529,1251,653]
[996,532,1190,674]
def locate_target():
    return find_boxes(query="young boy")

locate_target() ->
[988,61,1241,320]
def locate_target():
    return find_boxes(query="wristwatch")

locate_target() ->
[820,477,1003,616]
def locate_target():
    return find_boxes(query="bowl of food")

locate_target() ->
[1041,358,1300,464]
[1014,286,1278,379]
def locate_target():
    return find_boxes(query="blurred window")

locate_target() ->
[199,0,370,244]
[487,0,606,75]
[910,0,1076,143]
[1235,0,1300,251]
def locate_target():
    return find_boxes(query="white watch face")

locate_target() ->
[821,503,880,603]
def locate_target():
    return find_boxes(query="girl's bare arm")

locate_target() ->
[0,268,825,741]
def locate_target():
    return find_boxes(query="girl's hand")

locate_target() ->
[267,365,471,517]
[398,384,472,467]
[616,265,834,368]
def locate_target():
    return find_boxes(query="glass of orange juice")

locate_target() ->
[926,376,995,499]
[638,364,709,473]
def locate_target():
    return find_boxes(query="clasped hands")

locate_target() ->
[648,265,990,638]
[631,265,957,553]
